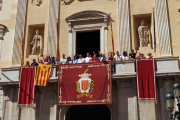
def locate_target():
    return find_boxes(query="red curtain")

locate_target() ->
[58,62,112,105]
[137,60,156,100]
[17,67,36,107]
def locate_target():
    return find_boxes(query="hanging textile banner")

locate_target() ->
[58,62,112,105]
[35,64,52,86]
[136,59,157,100]
[17,67,36,108]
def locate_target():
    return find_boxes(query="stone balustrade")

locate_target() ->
[0,57,180,84]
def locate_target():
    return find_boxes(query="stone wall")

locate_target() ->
[0,78,177,120]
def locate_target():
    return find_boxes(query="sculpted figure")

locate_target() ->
[30,30,43,56]
[138,20,146,47]
[36,0,42,6]
[144,26,151,47]
[138,20,151,47]
[0,0,2,11]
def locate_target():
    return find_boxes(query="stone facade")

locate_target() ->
[0,0,180,120]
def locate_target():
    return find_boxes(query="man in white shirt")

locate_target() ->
[146,52,154,59]
[60,54,67,64]
[114,51,121,61]
[85,53,92,63]
[78,54,85,63]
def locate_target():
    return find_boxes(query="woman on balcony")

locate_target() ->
[91,54,99,62]
[121,51,129,60]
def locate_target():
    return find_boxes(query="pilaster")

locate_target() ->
[155,0,172,56]
[118,0,131,54]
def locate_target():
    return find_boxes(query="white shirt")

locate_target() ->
[121,56,129,60]
[146,56,154,59]
[85,57,92,63]
[100,57,108,62]
[60,58,67,64]
[78,58,85,63]
[114,55,121,61]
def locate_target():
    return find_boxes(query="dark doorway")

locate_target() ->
[66,105,111,120]
[76,30,100,58]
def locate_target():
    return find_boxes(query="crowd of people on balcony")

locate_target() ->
[24,49,154,67]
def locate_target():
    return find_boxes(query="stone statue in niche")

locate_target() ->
[36,0,42,6]
[0,0,2,11]
[30,30,43,56]
[138,20,151,47]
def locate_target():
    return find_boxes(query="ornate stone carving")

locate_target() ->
[0,24,6,39]
[138,20,151,47]
[62,0,74,4]
[32,0,43,6]
[0,0,2,11]
[30,30,43,56]
[36,0,42,6]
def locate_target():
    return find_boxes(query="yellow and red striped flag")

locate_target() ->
[110,22,115,57]
[21,23,24,66]
[35,64,52,86]
[57,22,60,60]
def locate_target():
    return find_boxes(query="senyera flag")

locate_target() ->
[58,62,112,105]
[136,59,157,100]
[35,64,52,86]
[17,67,36,108]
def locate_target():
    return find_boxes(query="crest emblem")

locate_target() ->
[76,69,94,98]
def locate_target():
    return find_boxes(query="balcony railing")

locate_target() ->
[0,57,180,84]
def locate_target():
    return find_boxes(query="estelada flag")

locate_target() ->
[35,64,52,86]
[58,62,112,105]
[136,59,156,100]
[17,67,36,108]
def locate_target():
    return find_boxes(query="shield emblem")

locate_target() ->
[76,69,94,98]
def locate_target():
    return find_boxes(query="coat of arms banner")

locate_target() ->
[57,62,112,105]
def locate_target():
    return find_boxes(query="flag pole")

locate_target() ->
[153,7,156,58]
[21,23,24,66]
[109,14,115,57]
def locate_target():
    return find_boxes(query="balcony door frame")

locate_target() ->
[66,10,109,58]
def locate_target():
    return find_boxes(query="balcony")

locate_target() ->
[0,57,180,84]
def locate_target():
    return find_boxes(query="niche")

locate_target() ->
[133,14,152,50]
[26,24,45,57]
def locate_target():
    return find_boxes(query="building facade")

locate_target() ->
[0,0,180,120]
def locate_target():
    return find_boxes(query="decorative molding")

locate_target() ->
[66,10,110,58]
[0,24,6,40]
[155,0,172,56]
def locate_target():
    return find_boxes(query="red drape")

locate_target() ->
[137,59,156,100]
[58,62,112,105]
[17,67,36,107]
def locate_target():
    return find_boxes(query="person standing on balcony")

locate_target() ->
[108,52,113,61]
[31,59,39,66]
[146,52,153,59]
[67,57,72,64]
[78,54,85,63]
[121,51,129,60]
[24,61,30,67]
[139,53,146,60]
[129,49,137,59]
[100,54,108,62]
[72,55,78,64]
[98,52,102,61]
[85,53,92,63]
[114,51,121,61]
[60,54,67,64]
[91,54,99,62]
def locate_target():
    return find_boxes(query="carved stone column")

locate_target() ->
[118,0,131,54]
[155,0,172,56]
